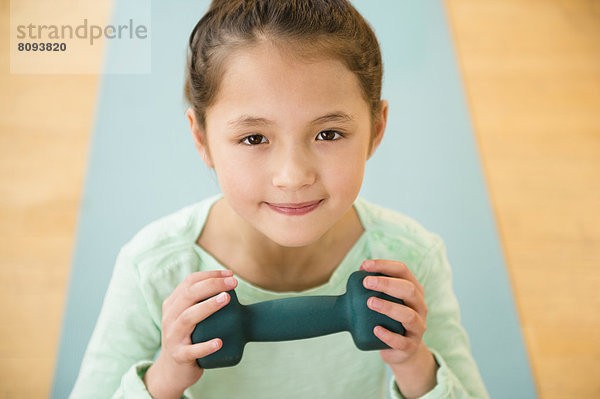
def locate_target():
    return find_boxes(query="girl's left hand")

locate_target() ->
[359,259,438,397]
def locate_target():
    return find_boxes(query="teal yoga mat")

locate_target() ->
[52,1,537,397]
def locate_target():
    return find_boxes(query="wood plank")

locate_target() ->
[445,0,600,397]
[0,0,110,397]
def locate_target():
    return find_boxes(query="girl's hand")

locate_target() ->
[143,270,238,399]
[359,259,438,398]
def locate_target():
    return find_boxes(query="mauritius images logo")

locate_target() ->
[10,0,151,74]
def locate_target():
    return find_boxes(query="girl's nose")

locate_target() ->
[271,146,316,191]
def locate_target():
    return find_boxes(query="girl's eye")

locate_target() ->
[241,134,268,145]
[316,130,343,141]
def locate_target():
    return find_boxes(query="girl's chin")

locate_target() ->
[263,228,326,248]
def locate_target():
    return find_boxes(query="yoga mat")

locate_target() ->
[51,1,537,397]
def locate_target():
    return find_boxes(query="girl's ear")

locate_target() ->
[186,107,214,168]
[367,100,388,160]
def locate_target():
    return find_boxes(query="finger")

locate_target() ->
[167,275,236,327]
[172,339,223,364]
[367,297,426,336]
[164,275,237,325]
[363,275,426,317]
[360,260,423,295]
[174,270,234,297]
[165,269,233,308]
[173,292,231,340]
[373,326,418,353]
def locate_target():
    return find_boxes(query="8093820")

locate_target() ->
[17,42,67,52]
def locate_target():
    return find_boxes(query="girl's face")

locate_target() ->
[189,41,387,247]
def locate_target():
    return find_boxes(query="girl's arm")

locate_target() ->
[70,248,161,398]
[142,269,236,398]
[411,237,489,398]
[70,245,237,399]
[362,237,490,399]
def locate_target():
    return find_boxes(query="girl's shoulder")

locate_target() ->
[118,195,220,274]
[356,198,442,247]
[355,198,445,276]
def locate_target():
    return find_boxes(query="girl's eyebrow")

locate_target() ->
[228,115,272,129]
[311,112,354,125]
[227,112,354,129]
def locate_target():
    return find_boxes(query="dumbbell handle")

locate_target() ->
[245,295,347,342]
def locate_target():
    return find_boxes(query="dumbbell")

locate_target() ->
[191,270,405,369]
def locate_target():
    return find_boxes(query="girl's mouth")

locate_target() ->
[265,199,323,216]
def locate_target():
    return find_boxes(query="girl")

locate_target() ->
[72,0,489,398]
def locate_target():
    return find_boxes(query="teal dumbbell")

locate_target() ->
[191,270,405,369]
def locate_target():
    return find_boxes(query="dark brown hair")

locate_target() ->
[184,0,383,130]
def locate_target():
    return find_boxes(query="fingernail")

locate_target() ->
[212,339,222,349]
[224,277,236,287]
[216,292,228,304]
[374,326,387,337]
[369,297,382,310]
[364,277,377,289]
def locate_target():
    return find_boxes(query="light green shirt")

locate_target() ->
[71,194,489,398]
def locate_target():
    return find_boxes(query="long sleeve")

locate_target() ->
[70,248,161,398]
[389,237,489,399]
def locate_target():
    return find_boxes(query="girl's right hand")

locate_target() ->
[143,269,238,399]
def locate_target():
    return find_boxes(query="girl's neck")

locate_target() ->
[197,198,364,292]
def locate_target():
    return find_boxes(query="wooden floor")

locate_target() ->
[1,0,599,398]
[447,1,600,397]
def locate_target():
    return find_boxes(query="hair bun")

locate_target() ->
[210,0,234,10]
